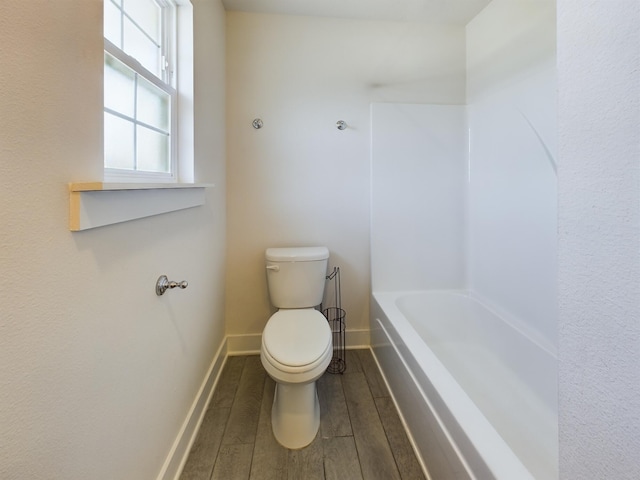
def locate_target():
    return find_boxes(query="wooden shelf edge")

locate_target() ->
[69,183,212,231]
[69,182,214,192]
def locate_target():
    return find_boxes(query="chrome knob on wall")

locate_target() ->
[156,275,189,296]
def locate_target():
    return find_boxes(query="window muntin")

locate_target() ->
[104,0,164,79]
[103,0,177,181]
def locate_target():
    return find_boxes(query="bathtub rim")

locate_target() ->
[372,289,535,480]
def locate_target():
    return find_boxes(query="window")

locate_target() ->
[104,0,192,183]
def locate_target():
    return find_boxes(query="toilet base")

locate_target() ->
[271,381,320,449]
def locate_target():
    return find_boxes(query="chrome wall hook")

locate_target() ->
[252,118,263,129]
[336,120,347,130]
[156,275,188,296]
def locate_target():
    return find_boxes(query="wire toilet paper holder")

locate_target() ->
[322,266,346,374]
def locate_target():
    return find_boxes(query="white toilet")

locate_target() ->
[260,246,333,449]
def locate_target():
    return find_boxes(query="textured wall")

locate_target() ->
[225,11,466,344]
[0,1,227,478]
[558,0,640,478]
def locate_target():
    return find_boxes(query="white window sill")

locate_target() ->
[69,182,213,231]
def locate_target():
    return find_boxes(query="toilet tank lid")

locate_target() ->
[266,246,329,262]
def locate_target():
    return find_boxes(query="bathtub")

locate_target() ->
[370,290,558,480]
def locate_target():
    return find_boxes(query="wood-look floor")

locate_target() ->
[179,349,426,480]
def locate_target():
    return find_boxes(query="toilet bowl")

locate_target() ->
[261,308,332,449]
[260,246,332,449]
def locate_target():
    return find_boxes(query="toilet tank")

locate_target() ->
[265,246,329,308]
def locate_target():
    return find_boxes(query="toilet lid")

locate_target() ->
[263,309,331,368]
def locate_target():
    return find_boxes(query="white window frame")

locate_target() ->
[103,0,193,184]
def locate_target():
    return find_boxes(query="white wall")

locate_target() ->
[557,0,640,478]
[466,0,557,349]
[225,12,466,346]
[0,1,226,479]
[371,103,467,292]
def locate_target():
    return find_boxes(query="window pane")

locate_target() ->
[105,112,135,170]
[124,0,160,44]
[137,76,170,131]
[124,18,161,77]
[104,0,177,179]
[104,53,135,118]
[104,0,122,48]
[137,126,170,173]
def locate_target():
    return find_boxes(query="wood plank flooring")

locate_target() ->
[180,349,425,480]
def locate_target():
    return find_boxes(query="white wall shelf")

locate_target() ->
[69,182,213,231]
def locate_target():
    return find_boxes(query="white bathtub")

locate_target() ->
[371,290,558,480]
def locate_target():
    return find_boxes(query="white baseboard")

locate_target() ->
[227,333,262,355]
[346,328,371,349]
[226,329,371,356]
[156,338,228,480]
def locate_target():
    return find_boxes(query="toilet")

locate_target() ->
[260,246,333,449]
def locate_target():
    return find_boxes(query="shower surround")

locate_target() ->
[370,2,557,478]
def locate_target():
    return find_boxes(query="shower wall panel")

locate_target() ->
[371,103,467,292]
[466,0,557,349]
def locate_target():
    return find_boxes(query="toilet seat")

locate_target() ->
[262,309,332,374]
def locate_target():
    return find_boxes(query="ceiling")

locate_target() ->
[221,0,492,25]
